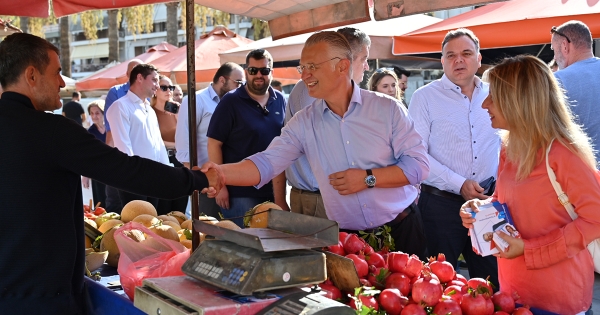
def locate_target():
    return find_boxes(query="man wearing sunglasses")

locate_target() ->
[202,32,430,259]
[106,64,171,209]
[552,21,600,162]
[176,62,244,218]
[285,27,371,218]
[207,49,289,227]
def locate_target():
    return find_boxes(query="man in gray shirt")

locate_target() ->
[552,20,600,161]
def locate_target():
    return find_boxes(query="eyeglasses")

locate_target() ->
[224,76,245,87]
[247,67,272,75]
[551,26,571,43]
[296,57,341,74]
[159,85,176,92]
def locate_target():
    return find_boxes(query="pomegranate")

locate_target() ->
[443,285,464,303]
[385,272,411,296]
[491,291,515,313]
[387,252,409,273]
[327,241,346,256]
[411,271,443,307]
[404,254,423,277]
[339,232,348,243]
[367,267,390,290]
[366,252,386,268]
[363,244,375,255]
[346,254,369,278]
[319,283,342,300]
[349,294,379,311]
[428,253,456,284]
[379,288,404,315]
[455,273,468,286]
[433,299,463,315]
[512,307,533,315]
[493,312,510,315]
[343,234,365,254]
[461,293,492,315]
[467,277,493,297]
[401,304,426,315]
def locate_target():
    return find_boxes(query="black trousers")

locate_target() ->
[341,202,427,261]
[418,190,499,288]
[104,185,123,214]
[91,179,106,208]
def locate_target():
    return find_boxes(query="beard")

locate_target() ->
[246,77,270,95]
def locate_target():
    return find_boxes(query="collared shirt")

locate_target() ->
[175,84,220,166]
[285,80,319,191]
[105,90,170,165]
[104,82,130,131]
[248,82,429,230]
[408,74,500,194]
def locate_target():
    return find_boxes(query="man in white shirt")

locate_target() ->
[408,28,500,287]
[106,64,170,208]
[175,62,244,217]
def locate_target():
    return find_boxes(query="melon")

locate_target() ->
[150,225,179,242]
[98,219,124,234]
[100,226,121,267]
[180,239,192,249]
[84,217,97,229]
[245,202,282,228]
[198,215,219,224]
[121,200,157,222]
[123,229,145,242]
[162,220,181,231]
[86,251,108,272]
[132,214,161,228]
[167,211,188,224]
[180,219,192,230]
[157,215,179,224]
[85,235,93,248]
[214,220,242,230]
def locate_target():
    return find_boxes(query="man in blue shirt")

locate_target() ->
[103,59,142,213]
[207,49,289,227]
[203,32,429,258]
[552,20,600,162]
[286,27,371,219]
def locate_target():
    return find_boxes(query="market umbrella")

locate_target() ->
[219,14,443,69]
[392,0,600,58]
[150,26,301,89]
[75,42,178,91]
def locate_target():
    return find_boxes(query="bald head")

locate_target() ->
[126,59,143,77]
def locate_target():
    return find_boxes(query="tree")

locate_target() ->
[60,16,71,77]
[251,18,270,40]
[166,2,179,46]
[180,3,231,35]
[107,10,119,62]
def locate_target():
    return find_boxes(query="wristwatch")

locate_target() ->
[364,169,376,188]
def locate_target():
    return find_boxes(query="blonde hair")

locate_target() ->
[367,69,401,100]
[487,55,596,180]
[87,99,105,115]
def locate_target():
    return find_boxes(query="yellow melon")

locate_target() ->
[245,202,282,228]
[167,211,188,224]
[85,235,93,248]
[180,219,192,230]
[180,239,192,249]
[214,220,242,230]
[162,220,181,231]
[100,226,121,267]
[98,219,124,234]
[132,214,161,228]
[121,200,157,222]
[84,217,97,229]
[123,229,145,242]
[157,215,179,224]
[150,225,179,242]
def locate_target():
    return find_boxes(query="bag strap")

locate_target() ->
[545,138,577,220]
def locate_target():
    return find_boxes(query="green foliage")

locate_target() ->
[359,225,395,251]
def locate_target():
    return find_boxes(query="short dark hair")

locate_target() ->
[213,62,242,84]
[245,49,273,68]
[72,91,81,98]
[337,27,371,60]
[555,20,593,50]
[129,64,159,86]
[0,33,60,88]
[442,28,480,52]
[271,80,282,87]
[393,66,410,78]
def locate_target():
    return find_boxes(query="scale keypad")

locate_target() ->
[192,261,248,287]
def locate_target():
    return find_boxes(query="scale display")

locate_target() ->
[182,240,327,296]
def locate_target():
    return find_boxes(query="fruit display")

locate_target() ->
[321,231,528,315]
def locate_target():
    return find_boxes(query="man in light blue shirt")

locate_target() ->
[175,62,244,218]
[552,20,600,162]
[204,31,429,258]
[286,27,371,218]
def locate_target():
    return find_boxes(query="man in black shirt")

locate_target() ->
[62,91,85,125]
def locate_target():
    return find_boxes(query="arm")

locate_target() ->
[208,137,229,208]
[272,172,290,210]
[104,88,118,147]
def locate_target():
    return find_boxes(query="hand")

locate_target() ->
[493,231,525,259]
[329,169,368,195]
[459,199,490,229]
[460,179,489,200]
[198,162,225,197]
[215,186,229,209]
[82,177,90,189]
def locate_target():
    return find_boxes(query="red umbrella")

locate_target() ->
[75,42,178,91]
[1,0,178,18]
[392,0,600,55]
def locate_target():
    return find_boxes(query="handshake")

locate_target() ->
[194,162,225,198]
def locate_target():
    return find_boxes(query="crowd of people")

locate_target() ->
[0,17,599,315]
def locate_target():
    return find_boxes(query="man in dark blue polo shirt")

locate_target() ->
[207,49,289,227]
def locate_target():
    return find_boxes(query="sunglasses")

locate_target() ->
[224,76,245,87]
[551,26,571,43]
[159,85,176,92]
[247,67,272,75]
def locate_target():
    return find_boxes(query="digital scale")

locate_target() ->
[134,210,356,315]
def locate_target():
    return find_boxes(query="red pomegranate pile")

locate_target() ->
[318,232,530,315]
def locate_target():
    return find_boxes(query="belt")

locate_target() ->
[361,202,415,233]
[421,184,464,202]
[291,187,320,194]
[167,148,176,157]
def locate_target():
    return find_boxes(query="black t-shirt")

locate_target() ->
[62,101,84,125]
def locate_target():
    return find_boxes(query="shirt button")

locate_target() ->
[473,141,476,143]
[341,119,345,122]
[473,173,476,175]
[475,157,477,159]
[363,204,367,208]
[352,162,355,165]
[346,141,350,144]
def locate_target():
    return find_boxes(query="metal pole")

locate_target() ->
[185,0,200,251]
